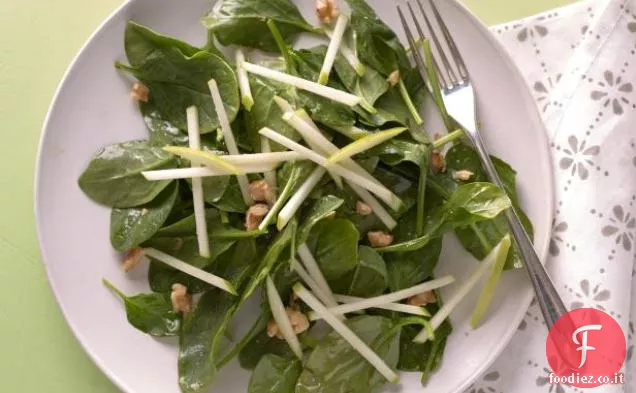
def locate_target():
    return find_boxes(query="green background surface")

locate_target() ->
[0,0,574,392]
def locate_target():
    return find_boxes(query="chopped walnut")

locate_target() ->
[130,81,149,102]
[171,283,192,313]
[267,307,310,339]
[249,180,276,205]
[316,0,339,24]
[386,70,400,87]
[288,307,310,334]
[267,319,283,339]
[453,169,475,181]
[122,247,145,272]
[356,201,373,216]
[245,203,270,230]
[368,231,394,248]
[431,150,446,173]
[407,291,437,306]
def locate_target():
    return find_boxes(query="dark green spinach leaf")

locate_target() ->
[249,354,302,393]
[140,101,190,147]
[117,48,239,134]
[290,47,357,130]
[296,195,344,245]
[124,21,212,66]
[146,236,236,293]
[239,330,296,370]
[110,181,178,252]
[398,317,452,375]
[345,0,410,76]
[379,182,511,252]
[244,73,299,151]
[203,0,315,52]
[178,289,237,393]
[78,140,176,208]
[440,144,534,269]
[347,246,388,297]
[241,222,295,302]
[295,315,400,393]
[312,219,359,281]
[103,279,180,337]
[333,52,388,109]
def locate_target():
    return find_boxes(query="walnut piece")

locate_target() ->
[386,70,400,87]
[316,0,339,24]
[453,169,475,181]
[130,81,149,102]
[249,180,276,205]
[267,319,283,339]
[122,247,145,272]
[288,307,310,334]
[171,283,192,313]
[407,291,437,306]
[431,150,446,173]
[245,203,270,230]
[266,307,310,340]
[356,201,373,216]
[368,231,394,248]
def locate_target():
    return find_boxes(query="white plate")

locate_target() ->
[35,1,554,392]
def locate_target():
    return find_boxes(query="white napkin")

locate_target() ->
[464,1,636,391]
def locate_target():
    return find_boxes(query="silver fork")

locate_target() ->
[397,0,567,329]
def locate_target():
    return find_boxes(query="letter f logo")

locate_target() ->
[572,324,602,368]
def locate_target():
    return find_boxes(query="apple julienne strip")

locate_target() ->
[242,61,362,107]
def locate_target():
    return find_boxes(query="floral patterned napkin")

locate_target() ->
[465,1,636,391]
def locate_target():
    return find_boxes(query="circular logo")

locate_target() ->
[546,308,626,387]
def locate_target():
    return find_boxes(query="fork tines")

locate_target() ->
[397,0,469,91]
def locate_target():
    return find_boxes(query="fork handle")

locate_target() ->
[469,130,568,329]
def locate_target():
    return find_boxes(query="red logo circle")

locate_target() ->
[546,308,626,387]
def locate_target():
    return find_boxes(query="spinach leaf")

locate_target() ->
[244,73,299,151]
[370,138,429,167]
[372,69,427,126]
[216,239,261,291]
[110,181,178,252]
[140,101,189,147]
[249,355,302,393]
[199,174,230,204]
[78,140,176,208]
[124,21,211,66]
[290,47,357,129]
[239,330,296,370]
[296,195,345,245]
[241,222,295,302]
[146,236,236,293]
[347,246,388,297]
[333,52,388,109]
[202,0,315,52]
[103,279,180,337]
[312,219,359,281]
[178,289,237,393]
[295,315,400,393]
[345,0,410,76]
[386,238,442,291]
[379,182,511,253]
[156,208,262,239]
[441,144,534,269]
[398,316,452,374]
[117,49,239,134]
[317,167,416,234]
[383,191,443,291]
[212,177,249,213]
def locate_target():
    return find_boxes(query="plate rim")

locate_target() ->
[33,1,556,392]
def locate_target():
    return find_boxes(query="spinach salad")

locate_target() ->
[78,0,533,392]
